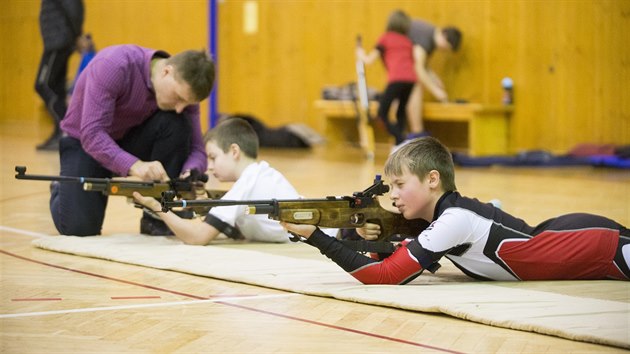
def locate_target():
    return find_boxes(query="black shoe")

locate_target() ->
[36,131,61,151]
[139,209,195,236]
[140,213,174,236]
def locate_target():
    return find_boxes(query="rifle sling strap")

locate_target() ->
[204,214,244,240]
[340,240,395,254]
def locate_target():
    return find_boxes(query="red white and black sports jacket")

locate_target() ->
[306,191,630,284]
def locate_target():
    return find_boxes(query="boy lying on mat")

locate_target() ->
[133,118,301,245]
[282,137,630,284]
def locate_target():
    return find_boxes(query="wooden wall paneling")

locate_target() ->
[423,1,488,104]
[512,2,551,151]
[216,1,244,115]
[3,1,629,150]
[0,0,209,130]
[553,2,595,151]
[1,1,47,124]
[593,0,630,144]
[83,0,209,129]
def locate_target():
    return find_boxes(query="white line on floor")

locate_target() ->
[0,225,49,238]
[1,293,301,319]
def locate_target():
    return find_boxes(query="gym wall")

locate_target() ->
[2,0,627,152]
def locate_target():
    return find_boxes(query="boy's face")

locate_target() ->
[388,166,434,221]
[154,65,198,114]
[205,141,238,182]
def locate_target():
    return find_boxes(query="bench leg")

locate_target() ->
[357,112,375,159]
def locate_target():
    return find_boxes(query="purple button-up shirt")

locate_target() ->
[61,44,207,177]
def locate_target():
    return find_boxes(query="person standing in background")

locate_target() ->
[35,0,84,151]
[66,33,96,102]
[405,19,462,140]
[356,10,417,145]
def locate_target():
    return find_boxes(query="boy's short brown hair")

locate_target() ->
[204,117,259,159]
[384,137,457,192]
[443,27,462,51]
[168,49,215,101]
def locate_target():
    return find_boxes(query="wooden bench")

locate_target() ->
[314,99,513,156]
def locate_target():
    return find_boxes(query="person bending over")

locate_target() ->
[50,45,214,236]
[405,20,462,140]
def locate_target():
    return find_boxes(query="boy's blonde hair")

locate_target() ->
[386,10,411,35]
[384,137,457,192]
[203,118,259,159]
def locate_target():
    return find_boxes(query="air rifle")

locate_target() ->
[161,175,429,252]
[14,165,225,201]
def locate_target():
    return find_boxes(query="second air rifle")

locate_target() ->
[161,175,429,252]
[15,165,225,205]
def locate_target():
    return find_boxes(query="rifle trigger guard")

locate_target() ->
[350,213,365,225]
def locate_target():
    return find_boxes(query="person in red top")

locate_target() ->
[357,10,417,145]
[282,137,630,284]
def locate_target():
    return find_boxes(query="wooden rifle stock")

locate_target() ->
[162,176,428,242]
[14,165,225,201]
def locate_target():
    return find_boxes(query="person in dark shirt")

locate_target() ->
[35,0,84,151]
[405,20,462,141]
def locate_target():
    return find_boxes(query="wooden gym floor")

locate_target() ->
[1,121,629,353]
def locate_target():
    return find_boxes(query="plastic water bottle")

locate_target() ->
[501,77,513,105]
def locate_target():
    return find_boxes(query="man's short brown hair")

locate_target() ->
[168,49,215,101]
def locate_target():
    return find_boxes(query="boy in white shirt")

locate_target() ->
[133,118,300,245]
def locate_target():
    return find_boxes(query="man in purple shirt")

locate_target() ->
[51,44,214,236]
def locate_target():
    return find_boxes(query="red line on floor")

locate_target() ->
[219,301,465,353]
[1,248,464,353]
[110,296,162,300]
[0,249,207,300]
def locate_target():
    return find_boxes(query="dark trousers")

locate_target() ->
[35,46,75,130]
[50,111,193,236]
[377,82,415,144]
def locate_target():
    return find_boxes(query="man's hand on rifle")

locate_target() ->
[133,192,162,213]
[129,160,169,182]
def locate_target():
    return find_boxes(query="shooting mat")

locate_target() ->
[32,234,629,349]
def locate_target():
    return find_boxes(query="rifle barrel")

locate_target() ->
[164,199,279,209]
[15,166,107,184]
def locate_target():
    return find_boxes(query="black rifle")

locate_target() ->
[162,175,429,253]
